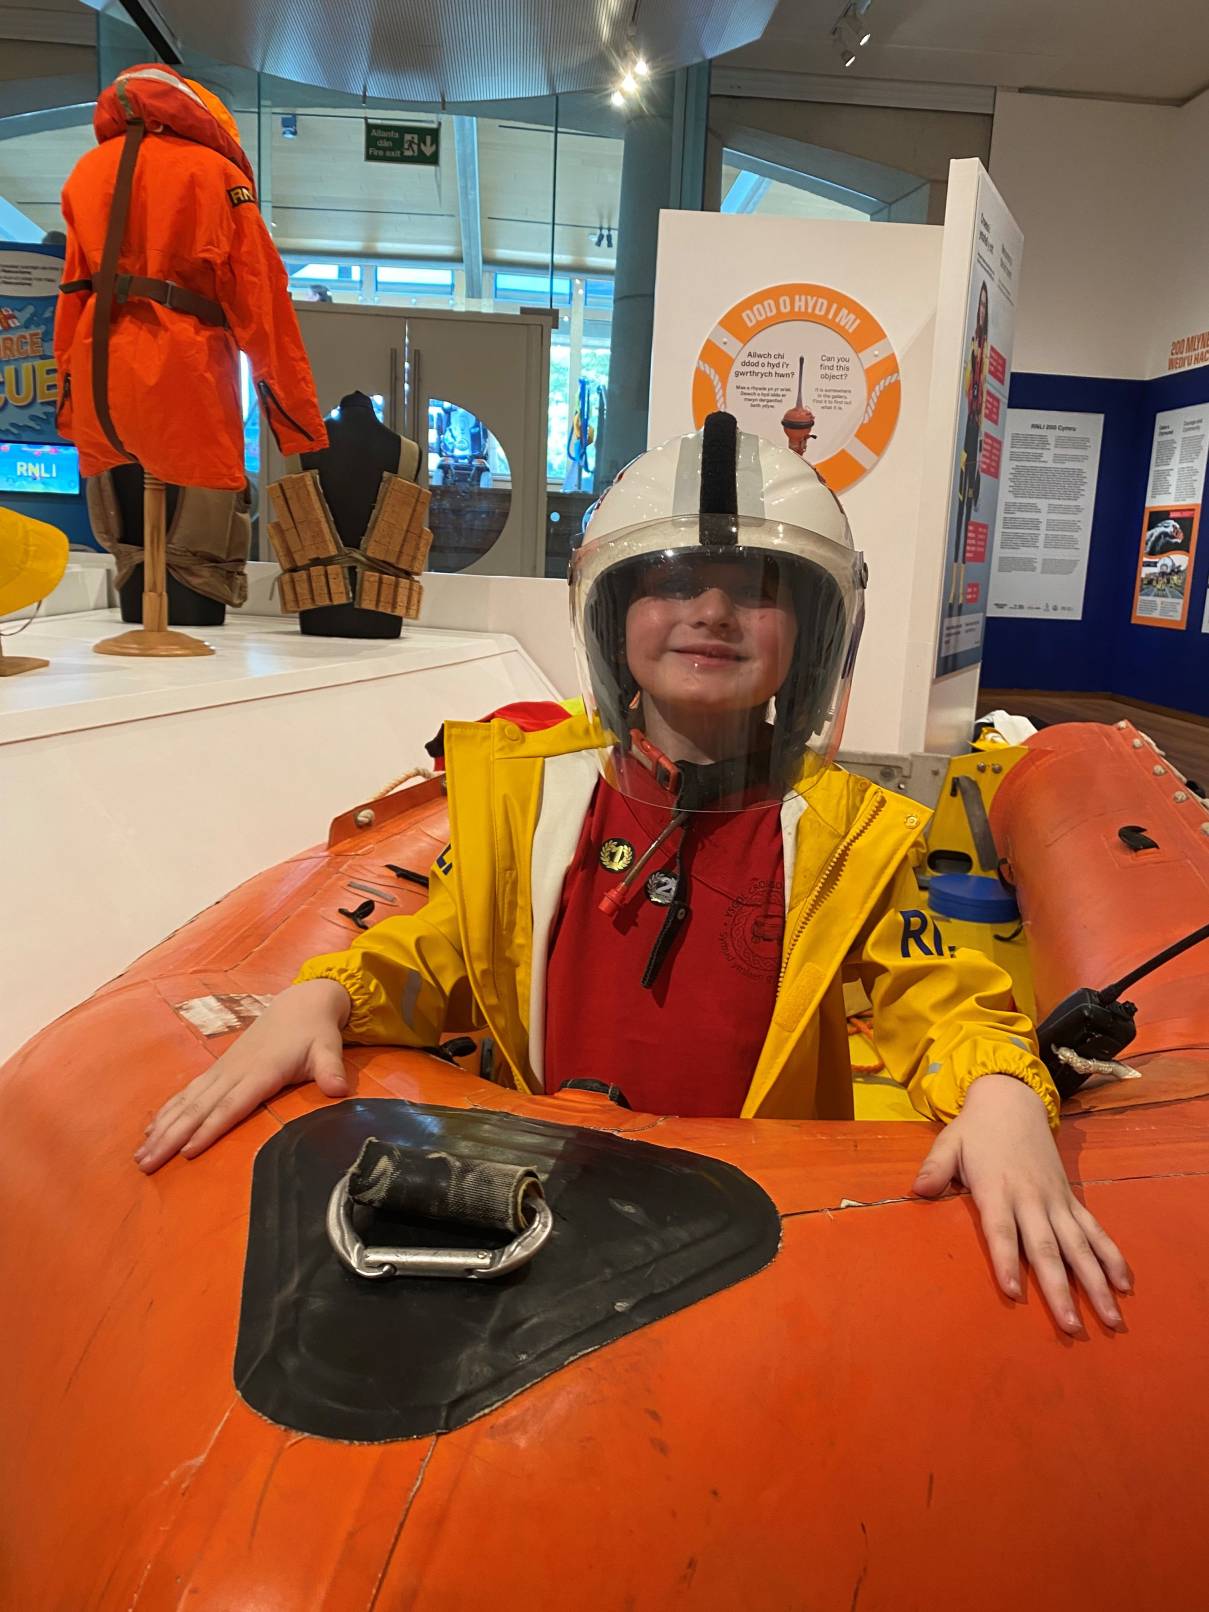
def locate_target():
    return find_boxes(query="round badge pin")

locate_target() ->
[645,870,678,907]
[599,837,634,873]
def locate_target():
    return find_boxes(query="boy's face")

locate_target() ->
[624,554,797,717]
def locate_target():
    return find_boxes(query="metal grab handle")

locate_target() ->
[326,1168,554,1280]
[407,343,424,459]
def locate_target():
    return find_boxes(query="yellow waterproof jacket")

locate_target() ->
[298,711,1058,1126]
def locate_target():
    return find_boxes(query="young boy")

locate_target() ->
[138,414,1130,1336]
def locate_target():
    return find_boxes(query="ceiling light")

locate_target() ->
[610,89,625,106]
[620,72,637,94]
[634,56,650,76]
[857,23,872,45]
[834,27,857,67]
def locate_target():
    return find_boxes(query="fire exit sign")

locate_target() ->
[364,121,440,166]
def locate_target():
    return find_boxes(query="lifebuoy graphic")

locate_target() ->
[692,282,901,493]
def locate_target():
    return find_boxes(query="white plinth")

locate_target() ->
[0,610,557,1062]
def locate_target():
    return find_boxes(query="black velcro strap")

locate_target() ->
[348,1137,538,1234]
[59,278,92,295]
[641,853,688,989]
[699,410,739,546]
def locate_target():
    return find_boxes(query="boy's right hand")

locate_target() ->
[135,979,353,1174]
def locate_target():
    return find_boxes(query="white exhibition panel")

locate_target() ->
[648,207,945,757]
[0,610,557,1061]
[914,160,1022,752]
[648,165,1024,758]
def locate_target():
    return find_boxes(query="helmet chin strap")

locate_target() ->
[598,730,774,989]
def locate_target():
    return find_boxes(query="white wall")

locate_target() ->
[1145,86,1209,377]
[989,90,1172,379]
[991,86,1209,381]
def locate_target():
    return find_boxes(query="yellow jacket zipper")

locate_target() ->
[777,795,887,992]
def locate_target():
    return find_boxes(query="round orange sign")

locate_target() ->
[692,282,901,493]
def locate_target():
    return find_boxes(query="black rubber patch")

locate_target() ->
[234,1100,780,1442]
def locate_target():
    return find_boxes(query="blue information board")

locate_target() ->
[0,242,66,444]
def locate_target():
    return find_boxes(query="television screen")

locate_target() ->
[0,441,81,496]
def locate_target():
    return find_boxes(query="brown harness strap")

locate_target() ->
[91,117,145,461]
[62,273,226,328]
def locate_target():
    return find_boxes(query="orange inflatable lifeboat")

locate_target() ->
[2,721,1209,1609]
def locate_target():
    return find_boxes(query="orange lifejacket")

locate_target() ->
[54,64,327,491]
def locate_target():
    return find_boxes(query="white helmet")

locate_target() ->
[569,413,866,809]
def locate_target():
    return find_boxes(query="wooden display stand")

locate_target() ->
[94,475,214,658]
[0,638,48,677]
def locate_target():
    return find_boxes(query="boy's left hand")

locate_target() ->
[912,1073,1132,1336]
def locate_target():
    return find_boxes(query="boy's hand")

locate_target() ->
[912,1073,1132,1336]
[135,979,353,1175]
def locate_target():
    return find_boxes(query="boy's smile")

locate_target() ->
[625,556,798,722]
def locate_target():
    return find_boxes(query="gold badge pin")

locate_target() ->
[599,837,634,873]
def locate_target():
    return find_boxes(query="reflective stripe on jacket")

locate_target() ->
[297,711,1058,1126]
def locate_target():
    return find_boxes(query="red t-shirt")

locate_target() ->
[543,778,785,1116]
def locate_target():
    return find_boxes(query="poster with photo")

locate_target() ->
[1131,505,1198,628]
[935,175,1022,677]
[0,242,65,443]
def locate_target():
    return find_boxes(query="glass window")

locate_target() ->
[239,354,261,478]
[426,398,512,572]
[719,159,873,223]
[378,267,455,291]
[493,271,573,306]
[289,262,362,283]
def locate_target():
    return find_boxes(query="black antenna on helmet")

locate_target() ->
[699,412,739,546]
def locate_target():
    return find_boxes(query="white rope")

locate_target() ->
[861,371,900,426]
[696,358,725,411]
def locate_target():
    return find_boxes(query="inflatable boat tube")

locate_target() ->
[991,719,1209,1110]
[3,727,1209,1609]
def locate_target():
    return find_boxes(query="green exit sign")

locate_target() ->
[364,121,440,167]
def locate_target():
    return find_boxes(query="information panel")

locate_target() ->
[987,410,1103,621]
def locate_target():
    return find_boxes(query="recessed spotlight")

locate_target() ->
[858,24,872,45]
[634,56,650,76]
[610,89,625,105]
[620,72,637,94]
[834,28,857,67]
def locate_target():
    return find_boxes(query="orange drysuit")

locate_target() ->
[55,65,327,490]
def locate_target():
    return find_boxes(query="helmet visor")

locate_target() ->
[569,516,865,811]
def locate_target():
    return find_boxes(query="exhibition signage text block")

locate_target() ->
[364,122,440,166]
[988,409,1103,622]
